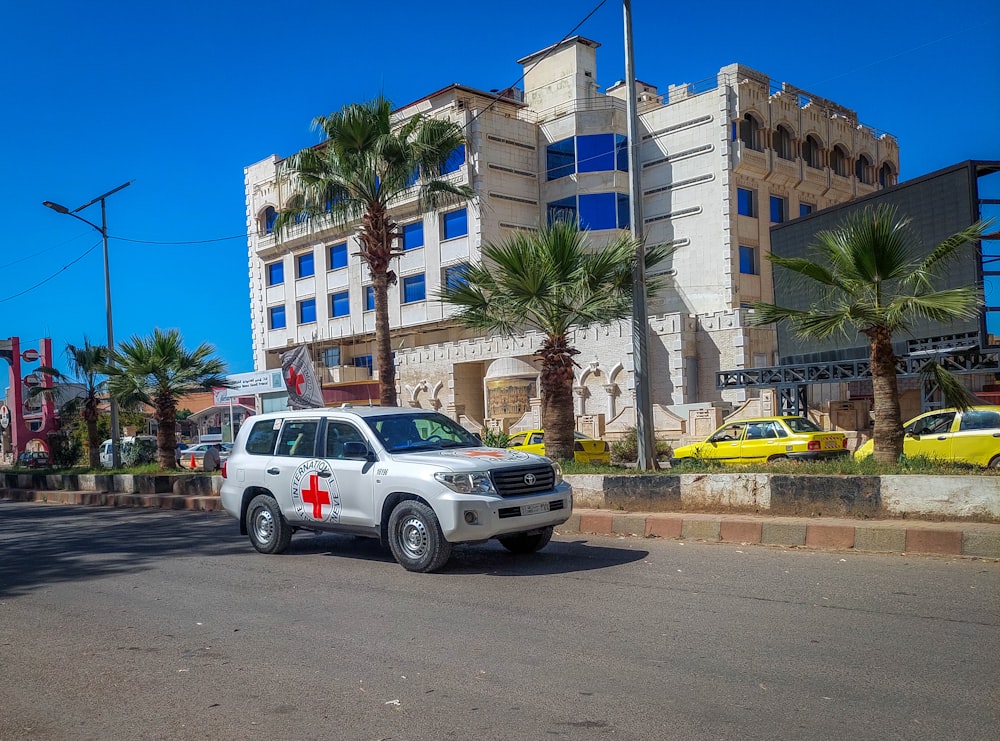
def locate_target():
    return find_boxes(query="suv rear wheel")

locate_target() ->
[246,494,293,554]
[387,500,452,573]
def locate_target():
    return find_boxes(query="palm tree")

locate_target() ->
[275,96,473,407]
[106,328,228,469]
[35,338,110,469]
[751,204,987,463]
[438,220,670,461]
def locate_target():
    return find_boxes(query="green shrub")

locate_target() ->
[610,427,672,464]
[480,428,511,449]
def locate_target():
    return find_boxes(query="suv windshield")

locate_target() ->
[368,412,480,453]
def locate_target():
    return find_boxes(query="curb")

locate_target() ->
[558,510,1000,559]
[1,488,224,512]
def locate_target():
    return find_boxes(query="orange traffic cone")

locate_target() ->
[190,453,197,469]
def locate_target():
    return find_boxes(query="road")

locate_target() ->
[0,501,997,741]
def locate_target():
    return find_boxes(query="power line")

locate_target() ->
[111,233,250,245]
[0,240,102,304]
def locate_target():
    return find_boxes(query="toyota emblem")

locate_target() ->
[523,473,536,485]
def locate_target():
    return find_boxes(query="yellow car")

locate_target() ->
[854,406,1000,468]
[507,429,611,464]
[671,416,848,465]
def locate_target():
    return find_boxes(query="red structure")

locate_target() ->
[0,336,58,456]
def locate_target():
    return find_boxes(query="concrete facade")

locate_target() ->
[244,37,899,438]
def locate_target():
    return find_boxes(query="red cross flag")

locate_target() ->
[280,345,325,409]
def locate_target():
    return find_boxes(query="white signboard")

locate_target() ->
[213,370,285,403]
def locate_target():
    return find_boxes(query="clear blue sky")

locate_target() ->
[3,0,998,375]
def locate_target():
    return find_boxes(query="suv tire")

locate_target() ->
[387,500,452,573]
[246,494,293,554]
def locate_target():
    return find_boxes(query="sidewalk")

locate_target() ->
[3,487,998,559]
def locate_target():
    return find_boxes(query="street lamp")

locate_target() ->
[43,180,133,468]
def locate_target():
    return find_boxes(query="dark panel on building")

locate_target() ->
[769,162,988,365]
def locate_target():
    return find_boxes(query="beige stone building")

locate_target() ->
[244,37,899,437]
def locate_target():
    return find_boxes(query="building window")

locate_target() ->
[770,195,787,224]
[739,114,763,152]
[799,202,815,217]
[737,188,756,217]
[298,298,316,324]
[441,208,468,240]
[322,347,341,367]
[879,162,896,188]
[331,291,349,317]
[266,261,284,286]
[441,145,465,175]
[774,125,794,160]
[364,285,375,311]
[803,135,823,169]
[352,355,373,373]
[739,246,758,275]
[297,252,315,278]
[856,154,874,184]
[329,242,348,270]
[548,193,629,230]
[444,263,470,290]
[259,206,277,235]
[402,274,426,303]
[831,144,850,177]
[269,305,286,330]
[402,221,424,250]
[546,138,575,180]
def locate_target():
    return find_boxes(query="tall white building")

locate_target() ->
[244,37,899,435]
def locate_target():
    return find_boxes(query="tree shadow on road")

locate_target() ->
[0,502,244,599]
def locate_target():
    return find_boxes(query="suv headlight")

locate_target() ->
[552,461,563,486]
[434,471,496,495]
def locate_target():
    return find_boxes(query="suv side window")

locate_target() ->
[245,420,280,455]
[276,420,319,457]
[325,420,367,459]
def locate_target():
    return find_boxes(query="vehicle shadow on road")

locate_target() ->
[289,533,648,575]
[0,503,246,599]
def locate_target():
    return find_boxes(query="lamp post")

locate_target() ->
[43,180,133,468]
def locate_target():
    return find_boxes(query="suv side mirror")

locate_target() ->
[343,441,374,461]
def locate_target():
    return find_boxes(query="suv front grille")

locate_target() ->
[492,464,556,497]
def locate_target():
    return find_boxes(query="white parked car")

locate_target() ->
[220,407,573,572]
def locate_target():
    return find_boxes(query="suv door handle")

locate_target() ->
[266,467,280,475]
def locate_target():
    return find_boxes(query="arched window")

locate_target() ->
[879,162,897,188]
[830,144,850,177]
[855,154,874,184]
[802,134,823,169]
[739,113,763,152]
[258,206,277,235]
[773,124,795,160]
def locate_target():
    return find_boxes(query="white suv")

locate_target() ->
[220,407,573,572]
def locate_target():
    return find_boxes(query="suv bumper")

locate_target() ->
[437,481,573,543]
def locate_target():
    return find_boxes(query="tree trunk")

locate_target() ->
[83,396,100,469]
[537,334,578,461]
[868,326,904,463]
[360,203,398,407]
[155,394,178,470]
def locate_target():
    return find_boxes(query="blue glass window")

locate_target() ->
[405,166,419,188]
[579,193,619,231]
[737,188,756,217]
[547,196,577,226]
[269,305,286,329]
[615,134,629,172]
[297,252,315,278]
[262,206,277,235]
[266,262,284,286]
[444,263,470,289]
[322,347,341,366]
[441,145,465,175]
[739,246,758,275]
[799,202,814,217]
[442,208,468,240]
[329,242,348,269]
[402,274,426,303]
[616,193,630,230]
[577,134,615,173]
[352,355,373,373]
[331,291,349,317]
[299,298,316,324]
[770,196,787,224]
[402,221,424,250]
[365,285,375,311]
[546,138,575,180]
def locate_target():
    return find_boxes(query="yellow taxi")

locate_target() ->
[507,429,611,464]
[670,416,848,466]
[853,406,1000,468]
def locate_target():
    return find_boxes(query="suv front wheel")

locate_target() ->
[246,494,293,554]
[387,500,452,573]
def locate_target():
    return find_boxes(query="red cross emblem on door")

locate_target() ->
[300,473,330,519]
